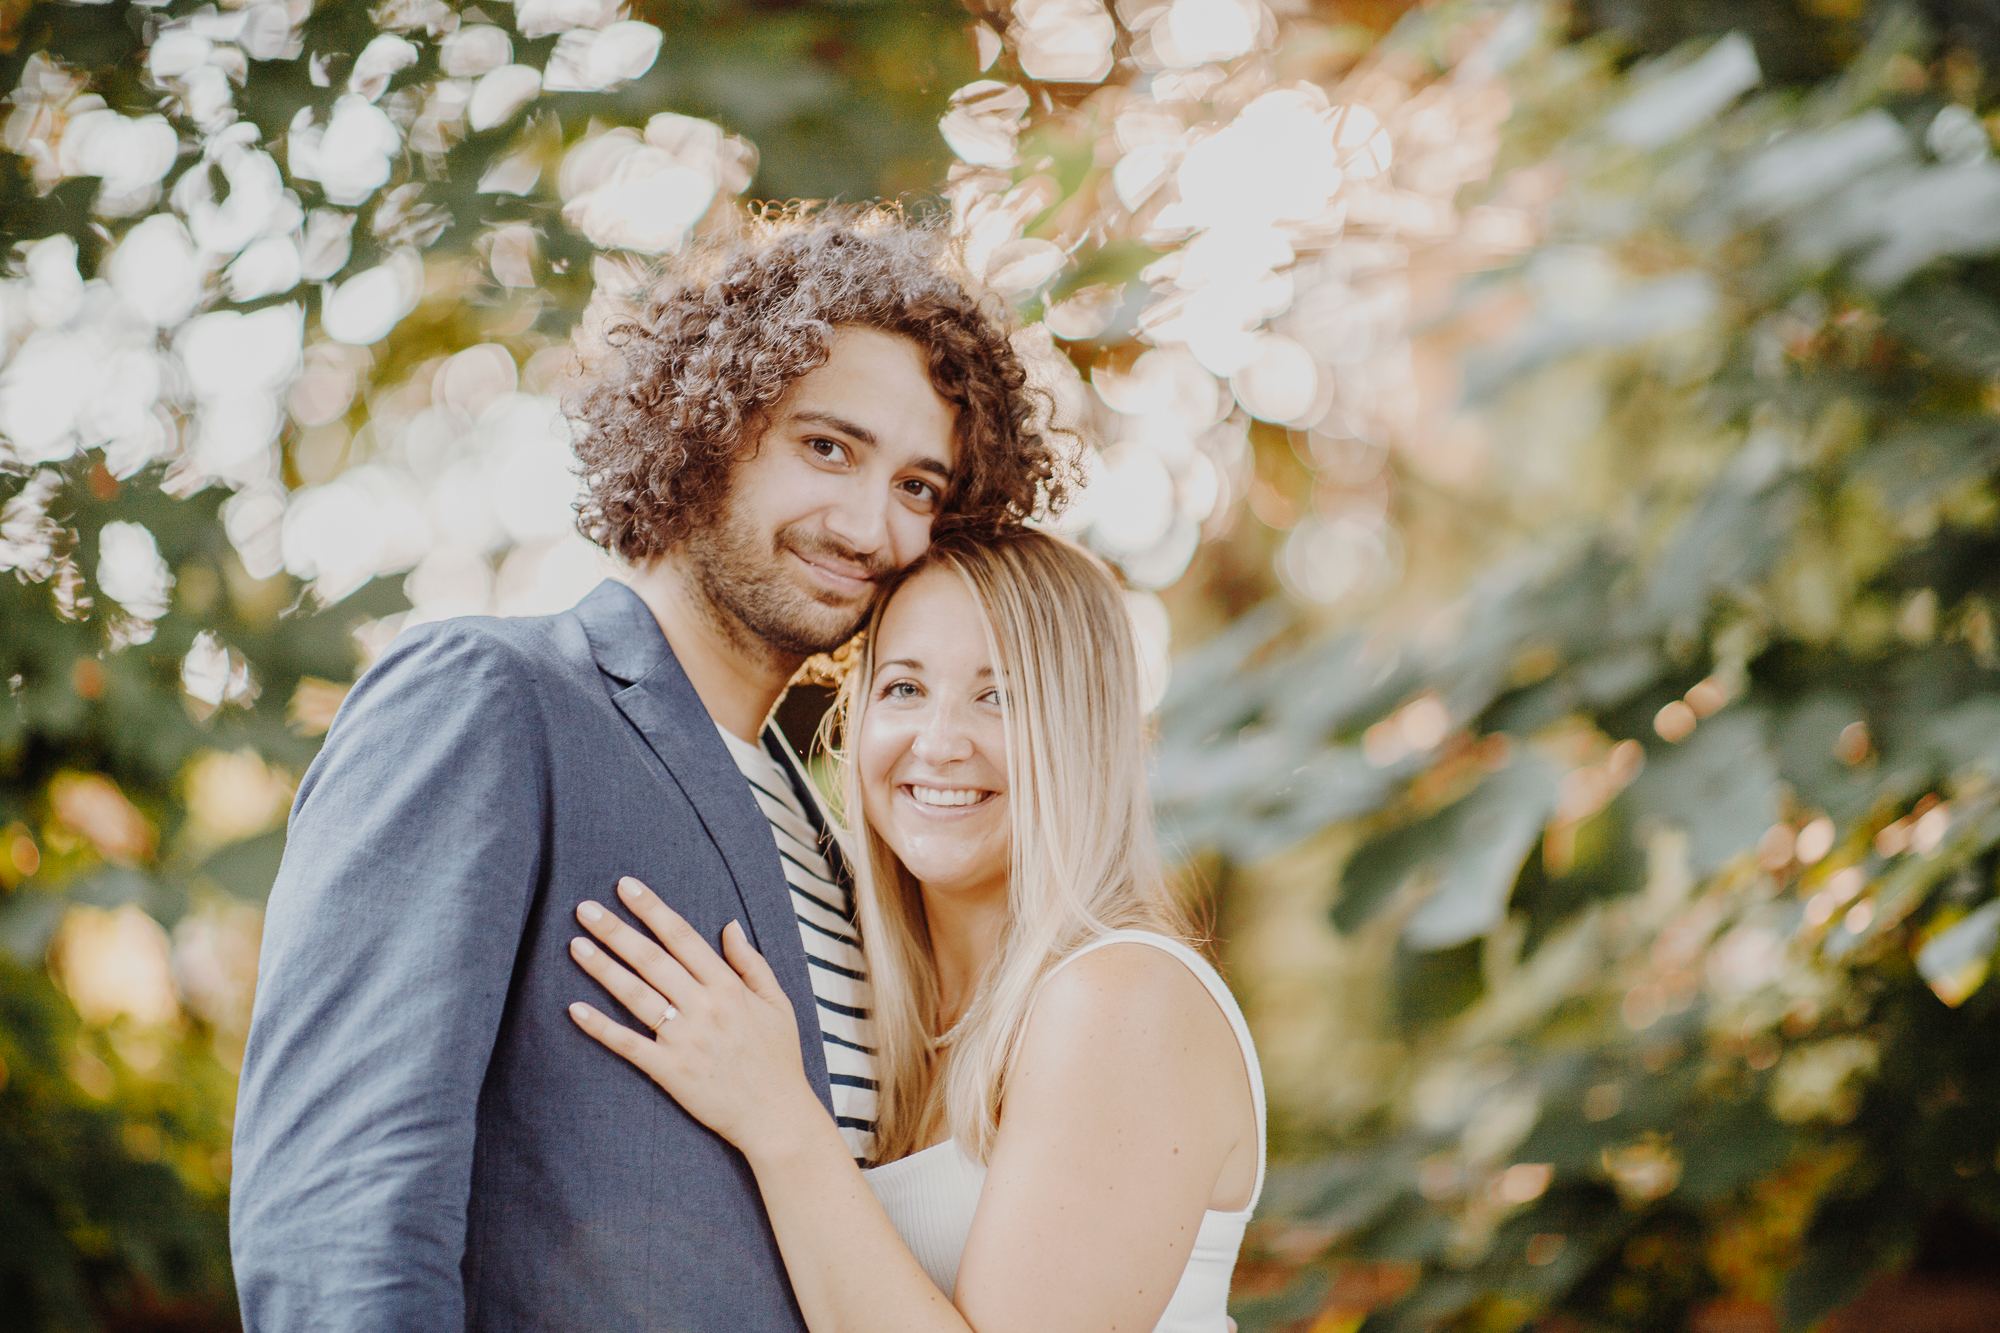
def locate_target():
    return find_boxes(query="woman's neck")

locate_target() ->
[920,883,1008,1032]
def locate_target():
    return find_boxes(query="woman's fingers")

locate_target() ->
[569,935,677,1032]
[615,877,733,987]
[568,1001,669,1075]
[722,919,789,1009]
[576,898,696,1006]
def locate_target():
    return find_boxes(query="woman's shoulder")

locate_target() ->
[1027,932,1238,1055]
[1054,929,1228,988]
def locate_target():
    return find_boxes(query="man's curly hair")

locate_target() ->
[566,206,1077,563]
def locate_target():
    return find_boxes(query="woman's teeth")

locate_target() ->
[908,786,989,808]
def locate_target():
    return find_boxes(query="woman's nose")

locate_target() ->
[910,703,975,764]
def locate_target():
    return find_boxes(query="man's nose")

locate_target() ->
[821,483,892,559]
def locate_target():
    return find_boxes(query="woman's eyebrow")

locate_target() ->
[874,659,993,677]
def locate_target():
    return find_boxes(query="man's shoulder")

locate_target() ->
[336,608,596,738]
[372,607,589,678]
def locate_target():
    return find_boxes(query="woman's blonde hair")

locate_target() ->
[828,529,1190,1165]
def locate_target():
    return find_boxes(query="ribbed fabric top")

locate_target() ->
[715,722,878,1164]
[861,930,1265,1329]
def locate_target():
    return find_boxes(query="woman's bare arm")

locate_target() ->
[955,943,1254,1331]
[568,880,1251,1333]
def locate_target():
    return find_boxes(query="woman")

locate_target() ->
[567,530,1264,1332]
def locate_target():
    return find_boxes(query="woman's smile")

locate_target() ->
[903,784,996,810]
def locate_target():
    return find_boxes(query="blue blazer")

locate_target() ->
[231,580,829,1332]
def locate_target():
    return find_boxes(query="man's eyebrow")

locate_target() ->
[792,410,877,447]
[908,454,954,486]
[791,410,954,487]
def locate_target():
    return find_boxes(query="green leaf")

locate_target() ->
[1048,239,1156,303]
[1851,415,2000,517]
[1394,937,1485,1031]
[1335,753,1560,947]
[1779,1193,1910,1331]
[1673,1099,1800,1202]
[0,895,65,966]
[1228,1267,1329,1333]
[1884,281,2000,381]
[1404,753,1561,950]
[1513,795,1648,955]
[1640,462,1802,637]
[1625,709,1779,875]
[1915,899,2000,998]
[1771,692,1880,823]
[1263,1148,1423,1239]
[1335,807,1449,935]
[198,829,288,905]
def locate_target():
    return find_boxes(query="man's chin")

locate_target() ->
[800,584,872,616]
[799,610,871,655]
[758,598,870,658]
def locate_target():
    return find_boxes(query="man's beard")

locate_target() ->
[686,497,892,662]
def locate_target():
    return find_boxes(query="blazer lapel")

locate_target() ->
[570,580,833,1109]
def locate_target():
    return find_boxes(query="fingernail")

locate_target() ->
[578,901,604,923]
[571,937,596,958]
[725,919,742,936]
[569,1002,592,1022]
[618,878,641,901]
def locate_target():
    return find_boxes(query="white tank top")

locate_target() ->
[862,930,1266,1332]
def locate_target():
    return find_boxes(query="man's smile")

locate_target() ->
[787,545,876,597]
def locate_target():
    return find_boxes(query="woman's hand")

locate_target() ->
[568,877,819,1157]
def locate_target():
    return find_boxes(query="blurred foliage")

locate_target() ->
[12,0,2000,1329]
[0,950,238,1329]
[0,455,404,1328]
[1128,2,2000,1331]
[0,0,971,1327]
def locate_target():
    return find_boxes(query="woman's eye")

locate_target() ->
[881,680,921,700]
[809,437,848,465]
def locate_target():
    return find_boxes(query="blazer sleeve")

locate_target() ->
[229,620,550,1332]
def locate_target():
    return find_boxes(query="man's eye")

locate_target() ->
[901,478,940,506]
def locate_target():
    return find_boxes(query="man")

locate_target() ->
[230,213,1068,1332]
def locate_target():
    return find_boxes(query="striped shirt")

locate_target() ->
[715,722,879,1164]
